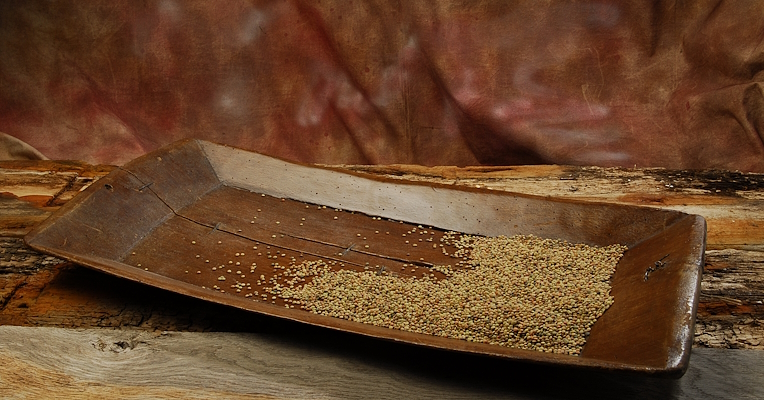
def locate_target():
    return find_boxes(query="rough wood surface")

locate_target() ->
[1,326,762,400]
[1,161,763,351]
[0,161,113,237]
[343,165,764,251]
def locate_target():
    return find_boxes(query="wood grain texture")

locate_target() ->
[0,161,112,237]
[4,161,764,247]
[0,326,762,400]
[343,165,764,251]
[696,249,764,349]
[1,161,763,350]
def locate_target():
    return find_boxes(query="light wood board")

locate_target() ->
[0,325,762,399]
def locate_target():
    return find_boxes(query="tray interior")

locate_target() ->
[25,139,706,376]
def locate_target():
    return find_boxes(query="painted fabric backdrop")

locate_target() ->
[1,1,763,171]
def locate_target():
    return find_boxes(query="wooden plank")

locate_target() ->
[2,238,761,349]
[3,161,764,249]
[0,325,762,399]
[1,160,764,350]
[0,161,112,237]
[343,165,764,251]
[696,249,764,349]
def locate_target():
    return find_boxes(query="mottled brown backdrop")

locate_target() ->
[1,1,763,171]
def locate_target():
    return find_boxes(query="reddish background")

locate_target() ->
[1,1,763,171]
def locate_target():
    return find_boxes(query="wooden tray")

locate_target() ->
[25,139,706,377]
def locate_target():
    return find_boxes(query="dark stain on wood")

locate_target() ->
[651,169,764,196]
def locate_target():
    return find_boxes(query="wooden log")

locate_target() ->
[1,161,763,349]
[0,325,762,399]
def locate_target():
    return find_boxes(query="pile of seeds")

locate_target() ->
[272,233,627,356]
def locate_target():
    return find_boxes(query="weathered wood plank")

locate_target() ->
[2,238,761,349]
[0,326,761,399]
[3,161,764,249]
[695,249,764,349]
[343,165,764,251]
[2,161,764,350]
[0,161,112,237]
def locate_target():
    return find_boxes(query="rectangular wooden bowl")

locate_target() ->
[25,139,706,377]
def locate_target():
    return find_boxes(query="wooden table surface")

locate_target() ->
[1,160,763,399]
